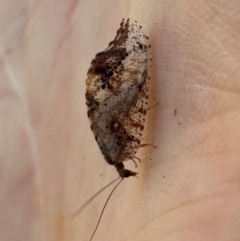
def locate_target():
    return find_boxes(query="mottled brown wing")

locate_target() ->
[114,75,150,163]
[86,19,151,165]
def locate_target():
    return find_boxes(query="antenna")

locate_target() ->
[90,178,123,241]
[70,176,121,218]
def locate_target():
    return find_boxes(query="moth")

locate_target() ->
[73,18,152,241]
[86,18,151,178]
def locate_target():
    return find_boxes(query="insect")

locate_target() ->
[86,18,151,178]
[73,18,152,241]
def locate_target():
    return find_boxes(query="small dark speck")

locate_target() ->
[174,109,177,115]
[137,42,143,49]
[101,84,106,89]
[178,122,181,125]
[163,176,165,178]
[108,71,113,77]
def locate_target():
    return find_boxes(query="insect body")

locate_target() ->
[86,18,151,178]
